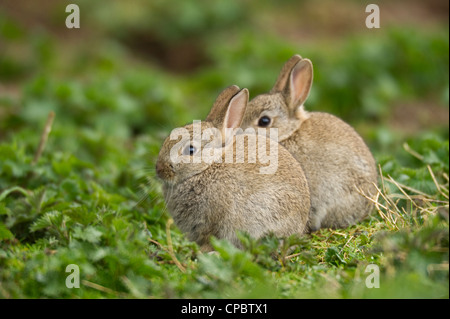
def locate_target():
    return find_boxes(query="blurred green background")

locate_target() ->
[1,0,448,151]
[0,0,448,299]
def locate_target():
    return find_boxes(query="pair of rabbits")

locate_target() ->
[156,55,377,251]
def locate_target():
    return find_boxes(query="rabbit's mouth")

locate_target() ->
[155,160,175,181]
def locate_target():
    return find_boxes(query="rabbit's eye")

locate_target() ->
[258,116,271,127]
[183,145,197,156]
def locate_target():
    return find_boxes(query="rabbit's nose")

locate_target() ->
[155,160,174,180]
[155,160,165,178]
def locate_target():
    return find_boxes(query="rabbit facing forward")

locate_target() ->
[156,86,311,251]
[240,55,378,231]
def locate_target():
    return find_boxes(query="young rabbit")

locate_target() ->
[155,86,311,251]
[240,55,378,231]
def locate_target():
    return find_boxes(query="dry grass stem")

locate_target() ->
[358,164,449,231]
[33,111,55,165]
[166,218,186,273]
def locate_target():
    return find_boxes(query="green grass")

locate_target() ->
[0,1,448,298]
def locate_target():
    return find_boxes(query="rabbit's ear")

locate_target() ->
[270,54,303,93]
[222,88,248,139]
[206,85,241,127]
[286,59,313,113]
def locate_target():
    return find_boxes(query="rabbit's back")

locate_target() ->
[282,112,377,230]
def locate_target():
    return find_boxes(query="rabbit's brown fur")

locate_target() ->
[156,87,310,250]
[241,55,378,231]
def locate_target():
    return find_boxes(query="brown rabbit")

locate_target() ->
[240,55,378,231]
[156,86,310,251]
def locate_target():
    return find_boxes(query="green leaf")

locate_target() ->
[0,223,14,240]
[29,210,62,232]
[0,186,29,202]
[72,226,103,244]
[325,246,347,266]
